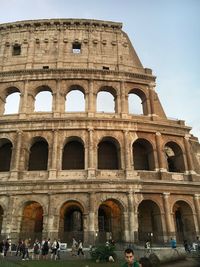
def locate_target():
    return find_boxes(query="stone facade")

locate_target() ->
[0,19,200,245]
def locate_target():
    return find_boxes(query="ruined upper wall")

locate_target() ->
[0,19,147,73]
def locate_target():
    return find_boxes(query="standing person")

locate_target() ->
[33,239,40,260]
[0,240,4,255]
[41,238,49,260]
[71,237,78,256]
[121,248,139,267]
[170,237,176,249]
[56,239,61,260]
[15,239,22,256]
[77,240,84,256]
[3,239,10,257]
[51,239,58,260]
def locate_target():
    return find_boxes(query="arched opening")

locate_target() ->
[132,139,155,170]
[97,88,116,113]
[28,138,48,171]
[128,89,148,115]
[98,199,123,243]
[173,201,196,242]
[164,142,185,173]
[20,201,43,241]
[34,87,52,112]
[62,139,84,170]
[65,88,85,112]
[59,201,84,243]
[98,138,120,169]
[4,91,21,114]
[0,138,12,172]
[0,205,3,234]
[138,200,163,243]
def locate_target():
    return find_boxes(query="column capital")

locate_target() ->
[156,132,161,136]
[163,192,170,197]
[194,194,200,199]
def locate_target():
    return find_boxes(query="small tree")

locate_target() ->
[90,244,116,262]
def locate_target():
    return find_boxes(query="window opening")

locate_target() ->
[43,66,49,69]
[72,42,81,53]
[103,66,109,70]
[12,44,21,56]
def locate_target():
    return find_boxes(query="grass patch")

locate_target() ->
[0,259,120,267]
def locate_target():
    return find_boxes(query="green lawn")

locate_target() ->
[0,259,121,267]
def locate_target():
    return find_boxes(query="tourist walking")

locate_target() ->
[71,237,78,256]
[77,240,84,256]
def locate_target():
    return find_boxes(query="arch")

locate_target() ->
[98,137,121,169]
[4,91,21,115]
[138,200,164,243]
[0,138,13,172]
[132,138,155,170]
[34,85,53,112]
[128,88,148,115]
[164,141,185,173]
[20,201,43,241]
[98,198,123,242]
[62,137,85,170]
[97,86,117,113]
[65,85,85,112]
[173,200,196,242]
[59,200,84,243]
[28,137,49,171]
[0,205,3,234]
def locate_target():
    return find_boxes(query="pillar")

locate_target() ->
[194,194,200,235]
[87,128,95,178]
[155,132,166,171]
[10,131,23,180]
[88,192,96,244]
[184,135,195,173]
[163,192,174,241]
[127,191,135,242]
[49,130,58,179]
[87,80,95,116]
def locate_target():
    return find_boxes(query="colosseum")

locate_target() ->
[0,18,199,246]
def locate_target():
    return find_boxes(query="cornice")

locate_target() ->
[0,18,122,31]
[0,68,156,82]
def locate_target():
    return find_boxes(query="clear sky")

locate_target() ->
[0,0,199,139]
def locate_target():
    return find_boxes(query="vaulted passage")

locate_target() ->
[28,139,48,170]
[98,199,122,243]
[0,139,12,172]
[133,139,155,170]
[165,142,185,173]
[138,200,163,243]
[98,139,120,169]
[62,140,84,169]
[20,201,43,241]
[0,205,3,234]
[59,201,83,243]
[173,201,195,242]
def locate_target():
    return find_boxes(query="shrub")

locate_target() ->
[90,244,116,262]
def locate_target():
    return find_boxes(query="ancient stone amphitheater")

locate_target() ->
[0,18,199,246]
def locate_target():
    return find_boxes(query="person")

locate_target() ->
[33,239,40,260]
[4,239,10,257]
[170,237,176,249]
[77,240,84,256]
[15,239,22,256]
[51,239,58,260]
[183,239,190,253]
[145,240,151,254]
[71,237,78,256]
[0,240,4,255]
[139,257,152,267]
[121,248,139,267]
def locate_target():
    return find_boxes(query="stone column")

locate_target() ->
[87,80,95,116]
[10,131,23,180]
[45,195,59,240]
[194,194,200,234]
[127,191,135,242]
[120,81,128,117]
[49,130,58,179]
[184,135,195,173]
[57,29,64,68]
[163,192,174,241]
[115,92,121,114]
[26,31,35,69]
[149,82,156,115]
[87,128,95,178]
[19,81,29,118]
[88,192,96,244]
[155,132,166,171]
[0,95,5,115]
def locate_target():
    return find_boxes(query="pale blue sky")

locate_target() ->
[0,0,199,139]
